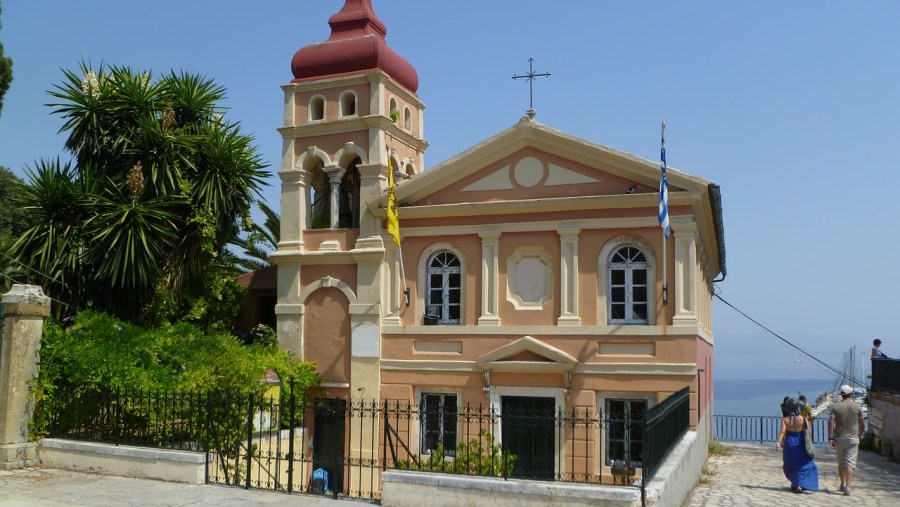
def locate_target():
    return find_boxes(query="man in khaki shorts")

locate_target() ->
[828,385,865,496]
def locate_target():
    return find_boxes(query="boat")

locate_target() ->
[810,346,868,418]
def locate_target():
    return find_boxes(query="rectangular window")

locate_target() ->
[606,399,647,467]
[421,393,458,455]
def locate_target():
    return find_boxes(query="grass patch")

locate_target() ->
[698,465,716,486]
[709,440,731,456]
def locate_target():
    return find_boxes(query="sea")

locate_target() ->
[714,377,835,417]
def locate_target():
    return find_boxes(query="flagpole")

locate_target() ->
[660,122,669,306]
[386,145,410,308]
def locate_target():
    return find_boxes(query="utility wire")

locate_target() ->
[0,250,75,310]
[714,292,866,388]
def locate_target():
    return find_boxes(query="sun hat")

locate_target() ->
[839,385,853,396]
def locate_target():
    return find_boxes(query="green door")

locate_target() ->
[501,396,556,480]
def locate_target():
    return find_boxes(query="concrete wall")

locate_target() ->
[382,471,641,507]
[868,392,900,460]
[40,439,210,484]
[382,410,711,507]
[643,408,710,507]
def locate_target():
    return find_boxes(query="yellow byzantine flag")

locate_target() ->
[386,152,400,246]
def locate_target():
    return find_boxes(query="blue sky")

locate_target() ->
[2,1,899,380]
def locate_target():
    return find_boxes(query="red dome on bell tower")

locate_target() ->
[291,0,419,93]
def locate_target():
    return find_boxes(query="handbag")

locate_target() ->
[803,420,816,459]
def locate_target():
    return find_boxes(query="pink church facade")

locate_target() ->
[273,0,724,486]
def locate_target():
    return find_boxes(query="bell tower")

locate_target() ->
[278,0,426,252]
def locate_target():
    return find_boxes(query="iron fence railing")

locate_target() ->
[47,384,691,504]
[871,358,900,394]
[713,415,830,445]
[48,387,208,451]
[641,387,690,505]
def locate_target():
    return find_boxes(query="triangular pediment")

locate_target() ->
[477,336,577,372]
[379,117,712,210]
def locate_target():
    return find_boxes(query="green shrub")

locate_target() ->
[30,310,319,440]
[859,430,879,452]
[397,429,516,478]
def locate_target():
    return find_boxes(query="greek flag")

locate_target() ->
[658,123,670,239]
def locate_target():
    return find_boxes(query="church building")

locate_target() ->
[272,0,725,487]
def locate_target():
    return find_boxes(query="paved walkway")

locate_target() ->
[686,443,900,506]
[0,468,369,507]
[1,443,897,506]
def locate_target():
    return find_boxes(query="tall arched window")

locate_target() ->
[404,107,412,130]
[426,251,461,325]
[308,161,329,229]
[338,159,361,228]
[608,246,648,324]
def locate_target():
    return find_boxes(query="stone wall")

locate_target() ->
[868,391,900,460]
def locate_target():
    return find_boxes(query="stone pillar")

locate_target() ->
[0,284,51,469]
[348,304,381,497]
[324,165,345,230]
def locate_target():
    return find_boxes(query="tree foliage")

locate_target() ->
[0,167,32,292]
[0,1,12,117]
[11,63,269,324]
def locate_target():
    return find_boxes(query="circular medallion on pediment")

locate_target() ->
[513,157,545,188]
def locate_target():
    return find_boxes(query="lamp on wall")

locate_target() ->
[482,371,491,393]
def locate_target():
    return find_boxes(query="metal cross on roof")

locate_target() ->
[512,57,551,119]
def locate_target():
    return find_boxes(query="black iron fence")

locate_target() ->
[48,387,207,451]
[641,387,690,505]
[871,358,900,394]
[48,385,692,503]
[713,415,830,445]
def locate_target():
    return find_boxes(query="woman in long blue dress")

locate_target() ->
[775,398,819,493]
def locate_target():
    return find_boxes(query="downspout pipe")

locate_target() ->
[708,184,727,283]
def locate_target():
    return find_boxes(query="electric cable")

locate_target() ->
[714,292,866,388]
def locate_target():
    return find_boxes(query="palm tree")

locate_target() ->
[230,201,280,272]
[12,63,269,322]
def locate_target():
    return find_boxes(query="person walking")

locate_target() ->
[828,385,865,496]
[776,397,818,493]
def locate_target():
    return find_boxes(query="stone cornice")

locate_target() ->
[381,324,709,337]
[380,359,696,376]
[370,191,704,219]
[270,247,385,265]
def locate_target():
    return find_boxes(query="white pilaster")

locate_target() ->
[557,227,581,326]
[478,231,501,326]
[673,224,699,326]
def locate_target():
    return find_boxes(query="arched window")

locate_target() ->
[339,91,357,117]
[308,161,329,229]
[338,159,361,228]
[389,97,399,121]
[425,251,461,325]
[309,96,325,121]
[608,246,648,324]
[404,107,412,130]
